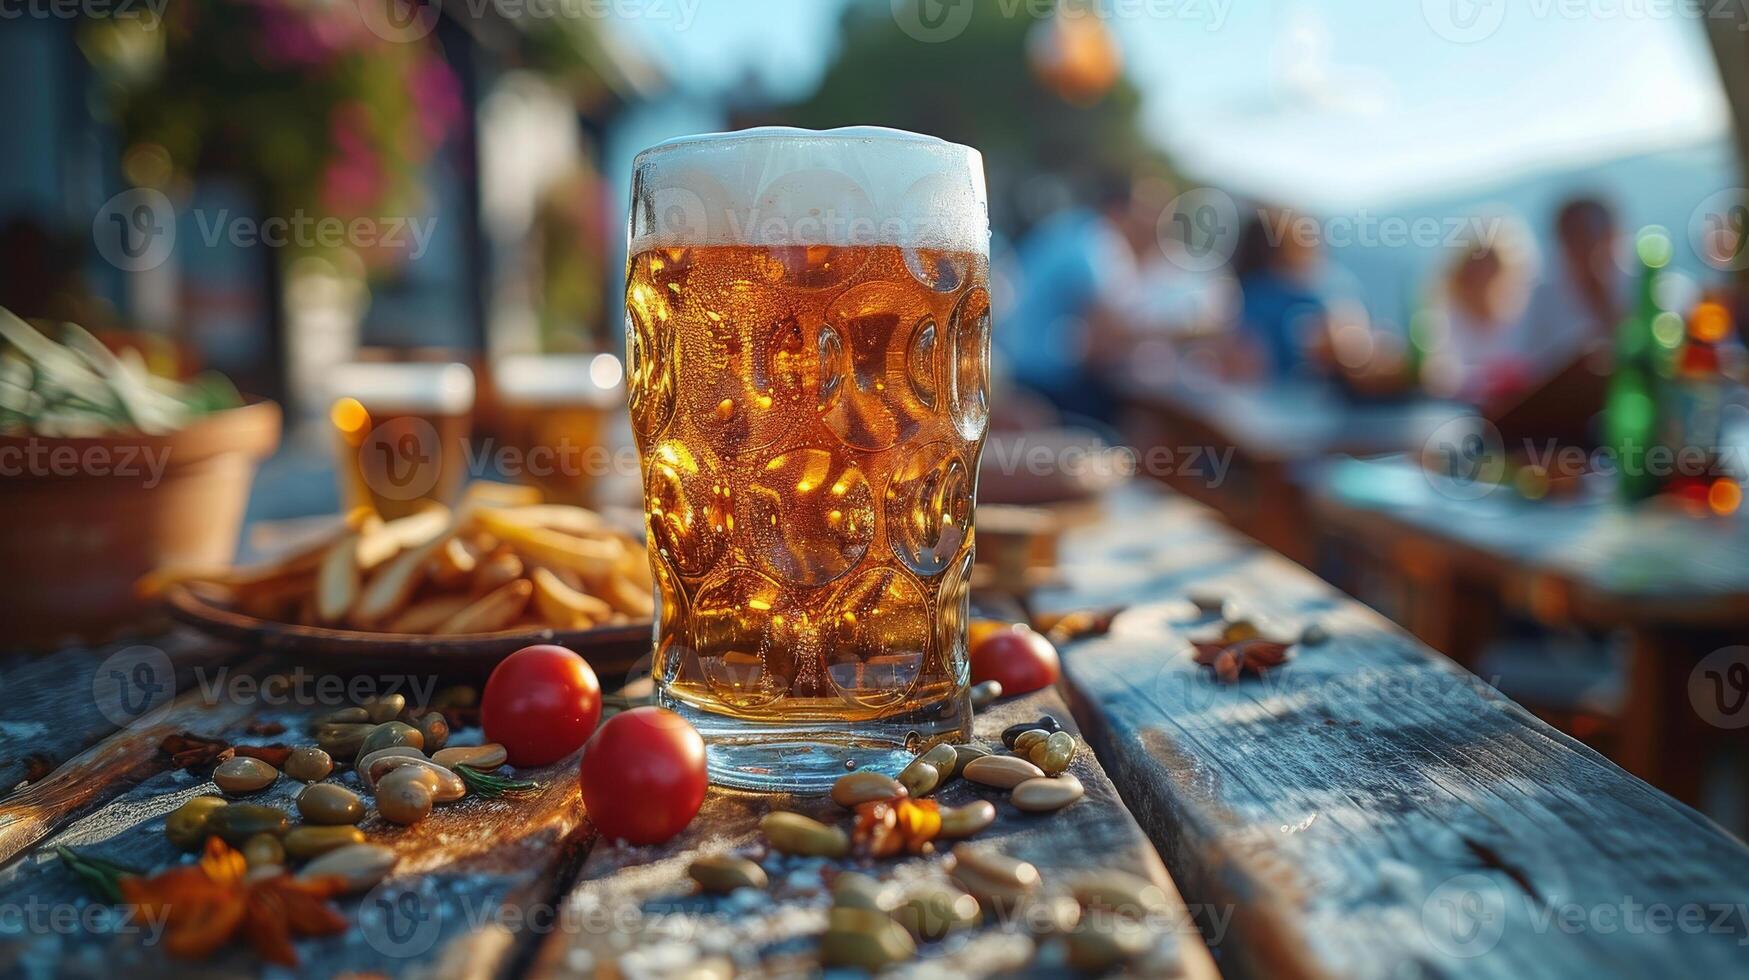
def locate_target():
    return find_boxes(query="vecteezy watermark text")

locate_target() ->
[0,0,167,25]
[0,441,171,487]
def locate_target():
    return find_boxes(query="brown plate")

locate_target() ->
[163,583,651,682]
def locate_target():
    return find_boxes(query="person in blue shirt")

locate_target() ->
[1232,207,1330,380]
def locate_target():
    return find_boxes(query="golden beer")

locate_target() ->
[626,128,990,790]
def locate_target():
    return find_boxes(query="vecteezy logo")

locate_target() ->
[1157,188,1241,274]
[356,0,440,43]
[1691,646,1749,730]
[359,879,443,958]
[649,185,708,242]
[1421,873,1507,958]
[93,188,176,273]
[1421,0,1507,43]
[1421,416,1505,501]
[92,645,176,727]
[892,0,975,43]
[359,416,444,503]
[1690,189,1749,273]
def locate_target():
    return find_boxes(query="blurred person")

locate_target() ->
[1420,217,1539,405]
[1517,196,1624,373]
[996,174,1144,424]
[1231,207,1331,380]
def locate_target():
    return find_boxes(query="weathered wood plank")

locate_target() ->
[1044,487,1749,979]
[525,688,1220,979]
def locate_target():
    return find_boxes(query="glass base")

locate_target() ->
[661,691,971,794]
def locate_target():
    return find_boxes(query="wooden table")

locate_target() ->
[5,484,1748,978]
[1116,375,1472,564]
[1311,455,1749,803]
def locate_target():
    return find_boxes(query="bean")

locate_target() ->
[376,767,435,825]
[165,796,228,851]
[830,872,890,911]
[919,742,959,771]
[951,844,1040,890]
[688,854,768,893]
[1024,892,1083,936]
[938,800,997,839]
[897,759,941,798]
[962,755,1044,789]
[413,711,450,754]
[213,757,278,796]
[820,907,915,971]
[204,804,289,845]
[355,747,428,790]
[298,843,396,893]
[1031,731,1077,776]
[297,783,365,825]
[1000,716,1062,748]
[1069,869,1171,919]
[315,722,376,759]
[893,884,980,941]
[1011,729,1050,756]
[283,747,333,783]
[831,771,906,808]
[365,694,406,724]
[362,755,465,802]
[311,706,368,730]
[242,833,285,870]
[1066,918,1151,971]
[1012,774,1085,812]
[283,825,366,860]
[432,744,508,771]
[969,680,1003,710]
[947,743,991,779]
[355,722,423,763]
[759,812,849,858]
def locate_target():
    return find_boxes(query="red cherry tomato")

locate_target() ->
[969,625,1061,695]
[578,706,707,845]
[481,644,601,767]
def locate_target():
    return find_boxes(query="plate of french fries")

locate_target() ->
[143,482,653,672]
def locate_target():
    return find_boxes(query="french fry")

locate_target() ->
[351,530,452,627]
[472,547,525,596]
[384,594,474,634]
[433,579,533,634]
[602,570,656,618]
[531,566,614,629]
[490,522,623,579]
[315,533,363,624]
[356,505,450,571]
[472,505,607,539]
[462,481,544,508]
[425,536,479,589]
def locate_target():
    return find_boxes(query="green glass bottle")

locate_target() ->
[1603,228,1672,502]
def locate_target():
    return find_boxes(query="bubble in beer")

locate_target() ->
[821,279,935,451]
[744,448,875,587]
[692,567,811,708]
[646,439,731,576]
[824,566,929,709]
[885,441,972,577]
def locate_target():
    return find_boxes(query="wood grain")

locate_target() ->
[525,688,1220,979]
[1043,487,1749,979]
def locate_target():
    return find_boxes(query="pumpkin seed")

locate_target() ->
[831,771,906,808]
[1030,731,1077,776]
[315,722,376,758]
[1000,716,1062,748]
[204,804,290,845]
[297,783,365,825]
[1011,729,1050,756]
[432,743,507,771]
[830,872,890,911]
[362,756,465,802]
[919,742,958,770]
[213,756,278,796]
[298,843,396,893]
[969,679,1003,710]
[759,812,849,858]
[413,712,450,754]
[354,721,423,763]
[688,854,768,893]
[1066,917,1151,971]
[283,747,333,783]
[1024,892,1083,936]
[820,907,916,971]
[893,884,980,941]
[951,745,993,777]
[355,747,428,790]
[283,825,366,860]
[1069,869,1171,919]
[951,845,1040,890]
[1012,774,1084,812]
[376,767,435,825]
[962,755,1044,789]
[938,800,997,839]
[311,706,368,730]
[242,833,285,870]
[165,796,228,851]
[364,694,406,724]
[897,759,942,798]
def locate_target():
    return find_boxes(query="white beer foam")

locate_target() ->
[629,126,988,253]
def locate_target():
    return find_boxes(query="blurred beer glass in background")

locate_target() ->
[491,353,626,507]
[329,361,475,519]
[626,126,991,790]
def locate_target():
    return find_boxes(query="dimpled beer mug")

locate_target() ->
[625,127,991,790]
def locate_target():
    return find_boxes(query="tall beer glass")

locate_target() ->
[625,127,990,791]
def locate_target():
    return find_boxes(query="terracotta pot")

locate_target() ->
[0,401,281,649]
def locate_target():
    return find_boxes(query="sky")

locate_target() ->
[611,0,1732,210]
